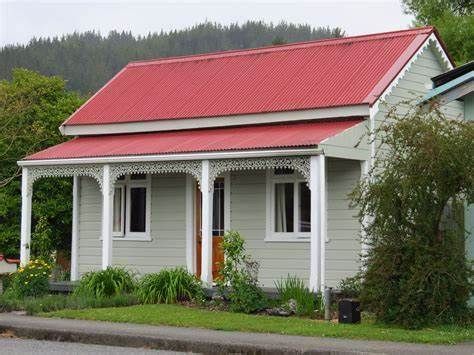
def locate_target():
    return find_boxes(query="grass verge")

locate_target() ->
[43,304,473,344]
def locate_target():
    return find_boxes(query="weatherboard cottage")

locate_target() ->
[18,27,465,290]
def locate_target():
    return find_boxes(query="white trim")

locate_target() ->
[369,105,377,167]
[112,236,152,242]
[360,160,370,268]
[264,236,310,243]
[185,175,195,274]
[60,105,369,136]
[124,175,151,239]
[376,34,452,108]
[265,168,311,241]
[70,175,79,281]
[309,156,321,291]
[101,164,113,269]
[319,155,327,291]
[20,167,32,267]
[19,148,322,167]
[200,160,213,285]
[224,172,231,233]
[368,34,454,167]
[59,66,129,135]
[112,185,125,237]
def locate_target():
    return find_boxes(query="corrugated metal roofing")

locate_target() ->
[63,27,438,126]
[25,119,362,160]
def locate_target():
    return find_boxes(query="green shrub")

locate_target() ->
[275,275,316,316]
[229,274,267,313]
[352,104,474,329]
[338,274,362,299]
[136,267,203,304]
[217,231,267,313]
[1,273,13,291]
[74,266,136,298]
[8,259,52,298]
[0,292,23,312]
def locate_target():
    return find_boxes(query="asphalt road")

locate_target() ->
[0,337,194,354]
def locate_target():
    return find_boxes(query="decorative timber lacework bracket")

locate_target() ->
[208,156,311,191]
[26,165,103,194]
[109,161,202,192]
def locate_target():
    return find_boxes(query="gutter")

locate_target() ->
[17,148,323,167]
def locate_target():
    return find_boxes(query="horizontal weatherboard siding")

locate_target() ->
[78,175,187,276]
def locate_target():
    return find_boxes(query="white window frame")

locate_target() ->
[113,174,151,241]
[265,169,310,242]
[112,185,125,237]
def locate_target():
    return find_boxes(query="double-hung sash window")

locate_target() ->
[113,174,151,240]
[268,168,311,241]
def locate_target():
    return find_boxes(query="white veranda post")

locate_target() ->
[20,167,32,266]
[101,164,113,269]
[200,160,214,285]
[309,154,326,291]
[70,174,80,281]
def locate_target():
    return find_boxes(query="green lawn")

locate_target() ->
[43,304,473,344]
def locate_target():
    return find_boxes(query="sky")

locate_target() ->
[0,0,414,47]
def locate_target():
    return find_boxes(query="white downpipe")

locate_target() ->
[200,160,213,285]
[70,175,80,281]
[20,167,32,266]
[101,164,113,269]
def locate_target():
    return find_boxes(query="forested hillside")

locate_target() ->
[0,21,343,94]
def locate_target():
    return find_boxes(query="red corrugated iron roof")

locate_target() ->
[26,119,362,160]
[63,27,440,127]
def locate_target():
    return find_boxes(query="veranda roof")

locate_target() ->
[62,27,442,127]
[25,119,362,161]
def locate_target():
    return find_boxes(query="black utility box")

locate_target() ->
[338,299,361,324]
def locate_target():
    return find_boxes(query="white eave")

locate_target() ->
[59,104,370,136]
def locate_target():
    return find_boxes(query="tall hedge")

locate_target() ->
[352,102,474,328]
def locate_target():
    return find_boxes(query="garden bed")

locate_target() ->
[42,303,474,345]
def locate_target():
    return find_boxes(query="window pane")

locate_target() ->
[274,168,294,175]
[212,179,224,236]
[117,175,125,181]
[130,187,146,232]
[131,174,146,180]
[113,188,122,233]
[299,182,311,232]
[274,183,294,232]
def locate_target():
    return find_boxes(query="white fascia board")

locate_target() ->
[18,148,323,167]
[60,105,370,136]
[372,33,453,113]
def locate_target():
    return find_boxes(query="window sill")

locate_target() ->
[100,235,152,242]
[264,236,331,243]
[114,235,152,242]
[264,236,310,243]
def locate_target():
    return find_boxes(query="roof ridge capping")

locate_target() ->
[128,26,435,67]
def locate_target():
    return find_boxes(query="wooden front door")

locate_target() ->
[195,178,225,279]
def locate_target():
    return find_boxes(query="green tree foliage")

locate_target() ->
[0,69,84,258]
[0,21,343,94]
[352,103,474,328]
[402,0,473,63]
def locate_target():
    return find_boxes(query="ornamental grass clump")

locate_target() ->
[352,102,474,329]
[7,259,52,298]
[275,275,317,317]
[136,267,203,304]
[74,266,136,298]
